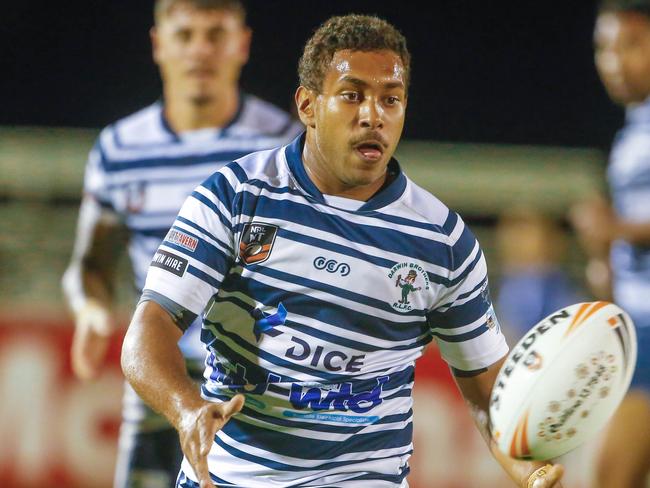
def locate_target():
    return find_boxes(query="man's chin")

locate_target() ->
[188,94,215,107]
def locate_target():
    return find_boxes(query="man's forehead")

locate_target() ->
[329,49,405,85]
[159,5,242,28]
[595,11,650,42]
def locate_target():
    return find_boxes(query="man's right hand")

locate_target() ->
[178,395,246,488]
[71,299,115,380]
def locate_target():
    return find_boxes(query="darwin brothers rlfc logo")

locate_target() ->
[387,262,430,312]
[238,222,278,265]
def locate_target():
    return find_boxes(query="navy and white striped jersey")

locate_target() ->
[82,96,302,359]
[143,134,508,487]
[608,97,650,328]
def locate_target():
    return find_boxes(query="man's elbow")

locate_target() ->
[120,322,138,383]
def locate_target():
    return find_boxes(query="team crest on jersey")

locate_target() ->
[239,222,278,265]
[387,262,430,312]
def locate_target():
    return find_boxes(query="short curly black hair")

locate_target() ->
[599,0,650,17]
[298,14,411,94]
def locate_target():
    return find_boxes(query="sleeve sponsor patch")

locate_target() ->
[151,250,188,277]
[165,229,199,252]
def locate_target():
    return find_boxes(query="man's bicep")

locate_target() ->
[139,290,198,332]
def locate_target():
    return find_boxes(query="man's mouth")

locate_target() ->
[353,140,385,161]
[187,68,215,78]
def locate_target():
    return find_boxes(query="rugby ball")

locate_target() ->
[489,301,637,460]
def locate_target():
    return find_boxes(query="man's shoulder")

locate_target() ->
[96,102,171,151]
[206,144,290,190]
[400,176,453,228]
[234,95,301,138]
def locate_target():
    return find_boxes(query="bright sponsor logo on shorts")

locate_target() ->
[166,229,198,252]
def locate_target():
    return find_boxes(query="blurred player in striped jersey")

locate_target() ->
[122,14,564,488]
[571,1,650,486]
[62,0,301,486]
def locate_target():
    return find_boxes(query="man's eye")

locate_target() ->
[386,96,400,105]
[342,92,360,101]
[175,30,191,42]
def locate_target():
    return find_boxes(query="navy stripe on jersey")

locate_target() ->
[209,295,424,351]
[99,148,251,172]
[219,417,413,463]
[210,438,397,481]
[221,272,430,336]
[176,217,232,255]
[427,287,489,329]
[190,190,233,230]
[218,295,429,350]
[432,323,490,343]
[199,171,239,209]
[234,192,459,268]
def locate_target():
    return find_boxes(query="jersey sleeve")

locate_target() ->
[427,217,509,371]
[83,137,115,211]
[142,167,241,319]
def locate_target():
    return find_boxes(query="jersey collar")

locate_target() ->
[157,93,245,140]
[284,133,407,212]
[626,96,650,126]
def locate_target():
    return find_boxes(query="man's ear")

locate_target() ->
[150,27,160,66]
[295,86,316,128]
[238,26,252,65]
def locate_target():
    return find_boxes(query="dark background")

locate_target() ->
[1,0,624,148]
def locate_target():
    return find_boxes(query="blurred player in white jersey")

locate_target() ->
[571,1,650,486]
[62,0,301,486]
[121,14,564,488]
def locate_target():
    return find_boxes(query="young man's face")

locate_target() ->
[152,4,251,105]
[302,49,407,190]
[594,11,650,105]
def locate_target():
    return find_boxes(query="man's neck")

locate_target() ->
[163,87,240,133]
[302,135,388,202]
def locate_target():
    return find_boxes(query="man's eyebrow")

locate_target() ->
[339,76,404,90]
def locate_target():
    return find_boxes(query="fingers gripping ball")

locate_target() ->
[490,302,637,460]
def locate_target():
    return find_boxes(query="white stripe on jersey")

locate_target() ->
[143,134,508,486]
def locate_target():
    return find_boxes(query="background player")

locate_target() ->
[122,13,564,488]
[61,0,301,486]
[570,0,650,486]
[495,207,584,343]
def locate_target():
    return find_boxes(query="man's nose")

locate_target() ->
[359,99,384,130]
[188,35,214,59]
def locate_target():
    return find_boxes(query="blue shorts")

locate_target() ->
[630,324,650,392]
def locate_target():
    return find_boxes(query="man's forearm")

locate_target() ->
[121,300,204,429]
[616,219,650,246]
[455,361,563,487]
[467,401,553,486]
[62,196,125,315]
